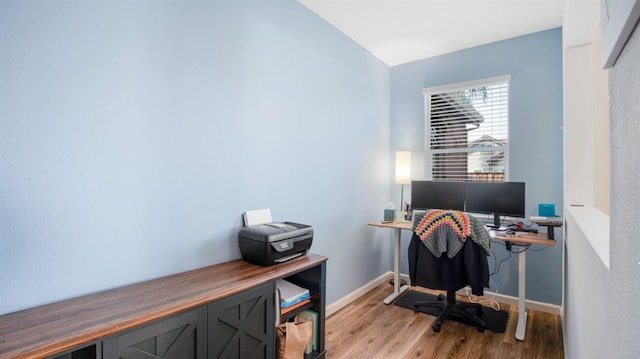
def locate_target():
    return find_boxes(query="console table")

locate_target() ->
[0,253,328,359]
[368,220,556,341]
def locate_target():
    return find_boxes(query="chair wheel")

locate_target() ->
[477,326,485,332]
[432,323,441,332]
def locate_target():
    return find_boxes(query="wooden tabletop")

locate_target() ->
[368,221,555,247]
[367,221,412,230]
[489,230,556,246]
[0,253,328,359]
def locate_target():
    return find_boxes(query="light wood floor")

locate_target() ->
[325,282,564,359]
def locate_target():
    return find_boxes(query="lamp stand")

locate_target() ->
[399,184,407,221]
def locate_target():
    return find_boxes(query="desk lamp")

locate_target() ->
[395,151,411,220]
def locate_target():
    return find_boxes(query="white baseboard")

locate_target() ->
[326,272,402,317]
[327,271,561,317]
[459,288,562,315]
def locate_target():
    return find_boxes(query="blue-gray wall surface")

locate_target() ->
[1,1,565,316]
[390,28,564,305]
[0,0,393,315]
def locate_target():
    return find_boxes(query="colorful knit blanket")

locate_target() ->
[412,210,491,258]
[414,209,470,240]
[412,209,469,258]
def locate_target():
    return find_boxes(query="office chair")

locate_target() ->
[408,210,490,333]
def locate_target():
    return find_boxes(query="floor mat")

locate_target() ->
[394,290,508,333]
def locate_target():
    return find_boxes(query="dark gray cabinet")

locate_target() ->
[281,262,326,358]
[49,344,100,359]
[29,255,327,359]
[208,282,275,359]
[102,307,207,359]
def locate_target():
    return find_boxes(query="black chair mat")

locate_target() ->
[394,290,508,333]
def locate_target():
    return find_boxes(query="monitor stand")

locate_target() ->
[485,213,506,230]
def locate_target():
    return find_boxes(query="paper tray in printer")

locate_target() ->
[238,222,313,266]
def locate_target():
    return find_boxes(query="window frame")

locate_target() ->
[422,75,511,182]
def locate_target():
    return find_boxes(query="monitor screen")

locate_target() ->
[464,181,526,226]
[411,180,466,211]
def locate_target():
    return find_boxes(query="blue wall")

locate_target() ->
[390,28,564,304]
[0,0,565,315]
[0,0,392,315]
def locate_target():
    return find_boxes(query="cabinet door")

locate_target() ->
[103,307,206,359]
[208,282,275,359]
[48,343,99,359]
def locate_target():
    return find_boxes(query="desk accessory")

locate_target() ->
[538,203,556,217]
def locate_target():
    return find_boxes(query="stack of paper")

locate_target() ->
[243,208,272,226]
[276,279,310,309]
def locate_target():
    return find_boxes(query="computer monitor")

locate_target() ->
[464,181,526,228]
[410,180,466,211]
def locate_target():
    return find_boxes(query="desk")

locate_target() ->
[491,230,556,341]
[368,221,412,304]
[368,221,556,341]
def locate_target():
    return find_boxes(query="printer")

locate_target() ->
[238,222,313,266]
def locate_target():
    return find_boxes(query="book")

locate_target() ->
[280,299,311,315]
[296,309,318,353]
[276,279,310,309]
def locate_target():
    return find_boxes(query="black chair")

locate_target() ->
[408,233,489,333]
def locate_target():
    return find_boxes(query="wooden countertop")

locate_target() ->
[0,253,328,359]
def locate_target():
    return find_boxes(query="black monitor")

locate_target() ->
[411,180,466,211]
[464,181,526,228]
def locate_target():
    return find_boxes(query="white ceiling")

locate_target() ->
[298,0,592,66]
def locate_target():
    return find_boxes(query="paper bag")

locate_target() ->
[276,319,312,359]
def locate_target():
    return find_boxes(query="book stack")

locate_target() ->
[297,309,318,353]
[275,280,318,354]
[276,279,310,314]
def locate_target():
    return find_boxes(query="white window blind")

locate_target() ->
[423,75,510,182]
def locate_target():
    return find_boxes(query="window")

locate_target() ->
[423,75,510,182]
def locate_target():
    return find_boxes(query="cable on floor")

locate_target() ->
[463,279,501,311]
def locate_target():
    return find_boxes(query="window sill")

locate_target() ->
[566,206,610,269]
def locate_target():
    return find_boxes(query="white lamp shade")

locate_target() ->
[395,151,411,185]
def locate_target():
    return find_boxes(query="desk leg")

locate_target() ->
[515,249,527,340]
[383,228,410,304]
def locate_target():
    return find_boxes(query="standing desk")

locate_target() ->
[491,230,556,340]
[368,221,412,304]
[368,221,556,341]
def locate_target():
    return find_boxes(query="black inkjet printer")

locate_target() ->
[238,222,313,266]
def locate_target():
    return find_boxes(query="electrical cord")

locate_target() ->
[509,243,531,253]
[526,245,550,252]
[473,228,551,312]
[463,278,501,311]
[489,242,511,276]
[387,274,407,286]
[478,239,534,311]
